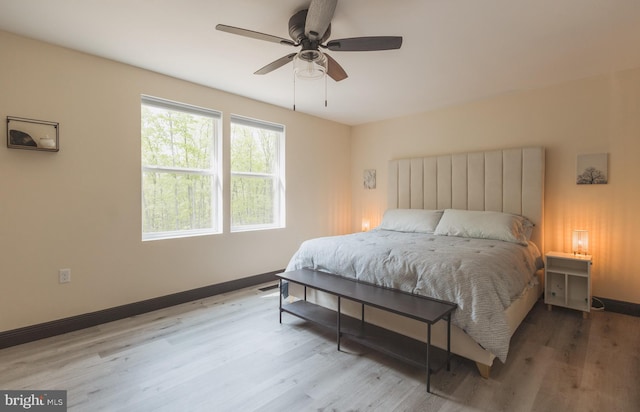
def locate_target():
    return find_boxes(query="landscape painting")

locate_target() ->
[577,153,608,184]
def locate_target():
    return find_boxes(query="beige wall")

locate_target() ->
[0,31,352,332]
[351,68,640,304]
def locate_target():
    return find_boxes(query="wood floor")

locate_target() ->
[1,283,638,412]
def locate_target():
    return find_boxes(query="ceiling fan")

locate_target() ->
[216,0,403,82]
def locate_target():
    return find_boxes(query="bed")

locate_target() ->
[284,147,545,378]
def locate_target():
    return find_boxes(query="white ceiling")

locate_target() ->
[1,0,640,125]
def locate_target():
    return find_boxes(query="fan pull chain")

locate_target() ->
[293,71,296,111]
[324,73,328,107]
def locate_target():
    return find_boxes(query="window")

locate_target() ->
[230,115,285,232]
[141,96,222,240]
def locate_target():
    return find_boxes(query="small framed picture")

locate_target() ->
[363,169,376,189]
[577,153,607,184]
[7,116,59,152]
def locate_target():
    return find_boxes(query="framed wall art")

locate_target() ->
[6,116,59,152]
[577,153,608,184]
[363,169,376,189]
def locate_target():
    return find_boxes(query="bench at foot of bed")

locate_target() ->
[277,268,457,393]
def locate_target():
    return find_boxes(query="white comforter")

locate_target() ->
[285,229,542,362]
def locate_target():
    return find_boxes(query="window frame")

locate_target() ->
[141,95,222,241]
[230,114,285,233]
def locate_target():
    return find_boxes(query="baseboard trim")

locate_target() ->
[6,276,633,350]
[595,296,640,317]
[0,270,282,350]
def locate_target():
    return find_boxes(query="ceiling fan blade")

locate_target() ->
[305,0,337,41]
[325,54,348,82]
[216,24,296,46]
[326,36,403,51]
[254,53,297,75]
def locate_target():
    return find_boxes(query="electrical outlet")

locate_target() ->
[59,268,71,284]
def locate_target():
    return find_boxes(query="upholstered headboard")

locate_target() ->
[388,147,545,250]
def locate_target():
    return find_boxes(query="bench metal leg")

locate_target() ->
[279,279,282,324]
[337,296,341,351]
[447,314,452,371]
[426,323,431,393]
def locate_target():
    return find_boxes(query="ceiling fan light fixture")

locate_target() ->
[294,49,327,80]
[216,0,402,84]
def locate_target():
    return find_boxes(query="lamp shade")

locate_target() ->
[572,230,589,255]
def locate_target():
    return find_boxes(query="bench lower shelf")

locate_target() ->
[281,299,452,375]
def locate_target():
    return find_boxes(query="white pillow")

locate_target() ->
[378,209,443,233]
[434,209,533,245]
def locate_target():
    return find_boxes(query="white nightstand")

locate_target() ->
[544,251,592,318]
